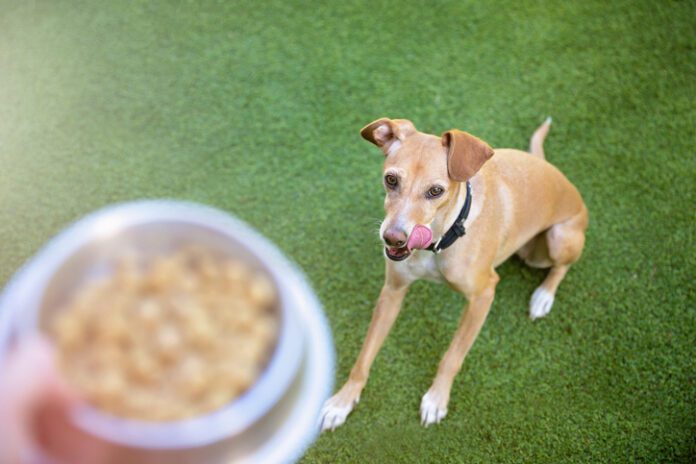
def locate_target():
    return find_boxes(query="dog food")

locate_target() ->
[50,247,279,421]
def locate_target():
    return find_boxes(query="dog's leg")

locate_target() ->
[420,270,499,427]
[516,232,553,269]
[529,265,568,320]
[529,206,588,320]
[320,282,409,432]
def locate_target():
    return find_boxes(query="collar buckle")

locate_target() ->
[431,238,443,254]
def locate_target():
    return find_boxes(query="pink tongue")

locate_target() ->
[407,225,433,251]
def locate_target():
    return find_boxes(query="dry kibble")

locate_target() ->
[248,274,276,307]
[233,334,267,363]
[204,388,235,411]
[223,361,257,388]
[155,324,183,362]
[199,258,219,281]
[50,247,279,421]
[93,345,125,368]
[53,312,83,350]
[136,298,162,328]
[176,272,198,292]
[177,356,209,398]
[93,369,126,406]
[228,303,256,330]
[186,312,215,347]
[122,389,154,417]
[252,314,279,344]
[168,293,196,316]
[95,312,129,344]
[115,254,142,288]
[223,261,247,285]
[128,349,158,383]
[181,373,208,399]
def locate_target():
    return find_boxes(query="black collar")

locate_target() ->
[427,181,473,254]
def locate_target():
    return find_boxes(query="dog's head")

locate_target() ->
[361,118,494,261]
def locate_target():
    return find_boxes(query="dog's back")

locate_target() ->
[474,143,586,267]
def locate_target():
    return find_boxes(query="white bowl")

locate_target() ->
[0,200,334,463]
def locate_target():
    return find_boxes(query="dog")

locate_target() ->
[319,117,588,431]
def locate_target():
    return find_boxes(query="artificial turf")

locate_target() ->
[0,1,694,462]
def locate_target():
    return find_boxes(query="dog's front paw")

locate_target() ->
[529,286,555,320]
[319,391,360,432]
[420,389,448,427]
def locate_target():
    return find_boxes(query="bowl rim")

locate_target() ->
[0,200,315,449]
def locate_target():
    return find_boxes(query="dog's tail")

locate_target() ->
[529,116,552,159]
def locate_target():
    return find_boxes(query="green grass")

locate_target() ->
[1,1,694,462]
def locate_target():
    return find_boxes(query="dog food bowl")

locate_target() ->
[0,201,334,463]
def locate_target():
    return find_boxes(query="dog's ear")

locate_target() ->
[360,118,416,154]
[442,129,494,181]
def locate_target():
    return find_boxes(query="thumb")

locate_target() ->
[0,334,77,463]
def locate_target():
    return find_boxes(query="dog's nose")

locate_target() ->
[383,228,407,247]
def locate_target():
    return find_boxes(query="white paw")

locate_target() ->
[420,390,447,427]
[319,394,359,432]
[529,287,555,320]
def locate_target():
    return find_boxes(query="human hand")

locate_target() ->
[0,335,113,464]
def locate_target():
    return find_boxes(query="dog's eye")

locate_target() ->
[426,186,444,199]
[385,174,399,189]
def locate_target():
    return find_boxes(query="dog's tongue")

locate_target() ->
[407,225,433,251]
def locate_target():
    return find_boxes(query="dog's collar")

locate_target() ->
[427,181,473,254]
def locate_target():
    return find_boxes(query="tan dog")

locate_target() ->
[320,117,588,431]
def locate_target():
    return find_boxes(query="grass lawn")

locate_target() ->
[1,1,694,462]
